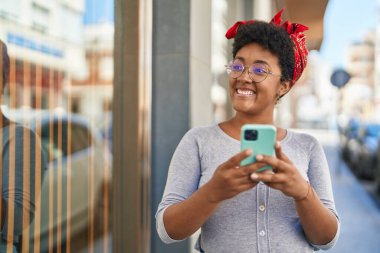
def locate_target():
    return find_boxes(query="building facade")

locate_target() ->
[0,0,86,109]
[342,31,376,121]
[69,0,114,118]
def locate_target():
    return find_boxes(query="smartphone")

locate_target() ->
[240,124,276,172]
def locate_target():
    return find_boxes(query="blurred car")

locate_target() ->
[345,137,362,171]
[375,140,380,195]
[95,111,112,152]
[340,117,361,165]
[355,123,380,179]
[342,120,380,180]
[3,108,111,252]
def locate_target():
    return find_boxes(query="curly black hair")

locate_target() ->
[232,21,294,82]
[0,40,10,89]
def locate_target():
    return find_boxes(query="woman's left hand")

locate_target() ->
[250,141,309,200]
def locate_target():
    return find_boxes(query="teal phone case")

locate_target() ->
[240,124,276,172]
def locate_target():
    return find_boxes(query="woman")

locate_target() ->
[156,9,340,253]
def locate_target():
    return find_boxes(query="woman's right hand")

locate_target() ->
[162,149,267,241]
[205,149,267,203]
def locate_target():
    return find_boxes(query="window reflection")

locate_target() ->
[0,0,113,251]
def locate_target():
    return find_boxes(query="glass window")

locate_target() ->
[0,0,113,252]
[70,121,92,154]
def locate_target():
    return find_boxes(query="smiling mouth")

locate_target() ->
[236,88,256,96]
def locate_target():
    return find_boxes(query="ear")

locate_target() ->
[278,80,292,97]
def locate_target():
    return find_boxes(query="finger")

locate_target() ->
[221,177,257,193]
[250,171,285,183]
[240,162,268,175]
[255,154,288,172]
[275,142,291,163]
[235,175,259,185]
[236,182,257,192]
[225,149,253,169]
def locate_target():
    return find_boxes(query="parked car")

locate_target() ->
[3,108,112,252]
[345,137,362,171]
[355,123,380,179]
[340,117,361,165]
[374,139,380,194]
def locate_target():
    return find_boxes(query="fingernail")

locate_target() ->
[246,149,253,155]
[250,173,259,180]
[276,141,281,148]
[256,155,263,161]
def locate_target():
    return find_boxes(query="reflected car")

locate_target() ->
[95,112,112,152]
[3,108,111,252]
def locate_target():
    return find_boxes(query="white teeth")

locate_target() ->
[236,89,255,96]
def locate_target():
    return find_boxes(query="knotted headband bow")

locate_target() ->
[225,9,309,84]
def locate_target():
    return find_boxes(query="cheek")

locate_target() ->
[228,79,236,92]
[268,82,283,95]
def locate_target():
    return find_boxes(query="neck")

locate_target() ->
[232,111,275,127]
[220,112,282,141]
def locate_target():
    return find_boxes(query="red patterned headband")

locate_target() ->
[225,9,309,84]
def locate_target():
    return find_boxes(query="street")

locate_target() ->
[305,129,380,253]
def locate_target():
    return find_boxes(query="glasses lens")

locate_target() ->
[227,62,244,78]
[249,64,268,82]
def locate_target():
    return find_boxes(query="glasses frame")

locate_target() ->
[225,61,282,83]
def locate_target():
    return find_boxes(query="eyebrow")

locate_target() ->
[234,56,270,66]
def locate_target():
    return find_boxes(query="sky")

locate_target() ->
[83,0,114,25]
[320,0,377,68]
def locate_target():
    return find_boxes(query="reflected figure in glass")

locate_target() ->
[0,40,47,252]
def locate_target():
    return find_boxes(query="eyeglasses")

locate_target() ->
[225,60,281,83]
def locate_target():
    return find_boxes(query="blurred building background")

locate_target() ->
[0,0,113,119]
[0,0,86,109]
[70,0,114,119]
[341,31,376,121]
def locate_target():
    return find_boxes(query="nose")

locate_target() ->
[238,66,253,83]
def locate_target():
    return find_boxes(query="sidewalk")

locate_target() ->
[306,129,380,252]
